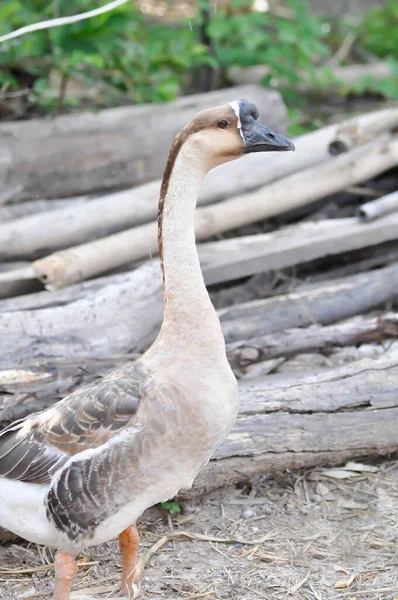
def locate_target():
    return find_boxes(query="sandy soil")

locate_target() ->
[1,458,397,600]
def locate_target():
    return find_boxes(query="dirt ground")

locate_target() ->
[1,458,397,600]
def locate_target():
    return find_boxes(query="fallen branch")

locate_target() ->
[0,272,126,312]
[33,135,398,288]
[1,261,397,369]
[6,207,398,298]
[0,196,89,224]
[2,108,398,258]
[358,190,398,222]
[2,212,398,308]
[219,263,398,342]
[189,348,398,495]
[226,313,398,368]
[0,264,39,299]
[200,213,398,285]
[0,261,163,368]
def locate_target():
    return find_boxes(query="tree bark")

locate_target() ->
[189,348,398,496]
[226,312,398,368]
[0,85,286,202]
[200,213,398,285]
[2,348,396,496]
[33,135,398,288]
[0,262,397,368]
[219,263,398,342]
[358,190,398,221]
[0,264,40,299]
[0,196,89,224]
[0,272,126,312]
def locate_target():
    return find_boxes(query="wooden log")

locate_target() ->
[219,263,398,342]
[190,348,398,495]
[0,264,40,299]
[0,196,89,224]
[2,210,398,307]
[211,239,398,309]
[305,240,398,284]
[1,348,397,501]
[226,313,398,368]
[200,213,398,285]
[0,85,286,202]
[2,108,398,259]
[358,190,398,221]
[0,272,126,312]
[1,260,397,368]
[33,134,398,288]
[0,261,164,368]
[227,60,392,95]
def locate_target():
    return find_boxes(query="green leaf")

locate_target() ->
[161,502,181,514]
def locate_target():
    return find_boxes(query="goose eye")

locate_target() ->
[217,119,229,129]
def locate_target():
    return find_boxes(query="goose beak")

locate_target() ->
[242,122,295,153]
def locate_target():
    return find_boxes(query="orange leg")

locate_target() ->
[119,524,142,598]
[53,552,78,600]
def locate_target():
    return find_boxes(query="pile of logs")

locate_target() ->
[1,84,398,496]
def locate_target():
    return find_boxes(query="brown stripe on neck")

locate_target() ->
[157,131,185,286]
[157,104,238,288]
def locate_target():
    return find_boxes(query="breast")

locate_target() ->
[161,358,238,466]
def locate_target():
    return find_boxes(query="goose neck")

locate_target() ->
[158,143,220,339]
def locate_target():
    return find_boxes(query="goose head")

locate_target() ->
[177,98,295,171]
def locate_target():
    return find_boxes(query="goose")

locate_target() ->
[0,99,294,600]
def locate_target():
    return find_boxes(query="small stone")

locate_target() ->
[35,569,48,578]
[242,508,257,519]
[240,347,260,361]
[258,571,267,580]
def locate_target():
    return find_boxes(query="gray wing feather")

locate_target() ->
[0,422,66,483]
[45,392,170,543]
[0,361,148,486]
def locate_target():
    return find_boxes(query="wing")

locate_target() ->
[45,382,172,543]
[0,420,67,483]
[0,360,149,485]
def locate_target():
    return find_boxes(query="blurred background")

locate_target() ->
[0,0,397,133]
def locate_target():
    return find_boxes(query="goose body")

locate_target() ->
[0,99,294,599]
[0,350,237,552]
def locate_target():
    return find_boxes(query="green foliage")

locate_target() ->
[207,0,332,98]
[356,0,398,99]
[361,0,398,60]
[287,107,322,137]
[161,501,181,515]
[0,0,210,110]
[1,0,397,116]
[346,60,398,100]
[331,0,398,99]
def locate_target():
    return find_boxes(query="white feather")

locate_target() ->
[229,101,245,141]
